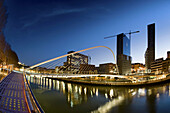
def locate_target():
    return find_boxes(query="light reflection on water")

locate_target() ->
[28,76,170,113]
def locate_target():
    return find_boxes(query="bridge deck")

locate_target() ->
[0,72,29,113]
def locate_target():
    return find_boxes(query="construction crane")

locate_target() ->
[104,30,139,40]
[104,30,140,55]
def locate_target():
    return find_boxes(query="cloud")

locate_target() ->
[21,8,87,29]
[44,8,87,17]
[22,18,39,28]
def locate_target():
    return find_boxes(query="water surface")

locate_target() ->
[28,76,170,113]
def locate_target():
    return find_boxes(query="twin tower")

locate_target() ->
[117,23,155,75]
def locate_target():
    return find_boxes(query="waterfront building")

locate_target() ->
[167,51,170,59]
[32,67,55,74]
[79,64,97,74]
[151,58,163,74]
[64,51,88,72]
[163,51,170,73]
[163,59,170,74]
[151,51,170,74]
[131,63,145,74]
[117,33,131,75]
[145,23,155,72]
[98,63,116,74]
[55,66,65,74]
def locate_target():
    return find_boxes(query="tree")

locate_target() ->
[0,0,19,67]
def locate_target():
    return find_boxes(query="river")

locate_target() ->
[28,76,170,113]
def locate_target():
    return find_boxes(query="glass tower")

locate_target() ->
[117,33,131,75]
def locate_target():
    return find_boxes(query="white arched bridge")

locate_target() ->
[22,45,170,84]
[28,45,119,75]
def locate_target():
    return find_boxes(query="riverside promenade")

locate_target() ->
[0,72,30,113]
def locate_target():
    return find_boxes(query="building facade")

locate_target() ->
[163,51,170,74]
[131,63,145,74]
[151,58,163,74]
[64,51,88,72]
[98,63,116,74]
[79,64,97,74]
[163,59,170,74]
[117,33,131,75]
[167,51,170,59]
[145,23,155,72]
[150,52,170,74]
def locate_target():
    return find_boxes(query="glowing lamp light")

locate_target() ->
[18,62,21,65]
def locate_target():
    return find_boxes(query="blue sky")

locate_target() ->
[4,0,170,66]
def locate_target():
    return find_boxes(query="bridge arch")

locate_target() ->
[29,46,119,74]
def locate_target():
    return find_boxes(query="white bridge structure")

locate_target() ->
[28,46,119,74]
[27,72,169,83]
[29,73,125,78]
[25,45,170,83]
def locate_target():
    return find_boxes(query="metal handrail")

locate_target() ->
[24,74,45,113]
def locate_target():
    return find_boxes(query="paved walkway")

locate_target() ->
[0,72,30,113]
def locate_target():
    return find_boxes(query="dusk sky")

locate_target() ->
[4,0,170,66]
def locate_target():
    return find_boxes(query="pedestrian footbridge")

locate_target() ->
[0,72,44,113]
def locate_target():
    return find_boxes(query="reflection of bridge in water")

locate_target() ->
[0,72,168,112]
[28,75,170,113]
[28,76,128,108]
